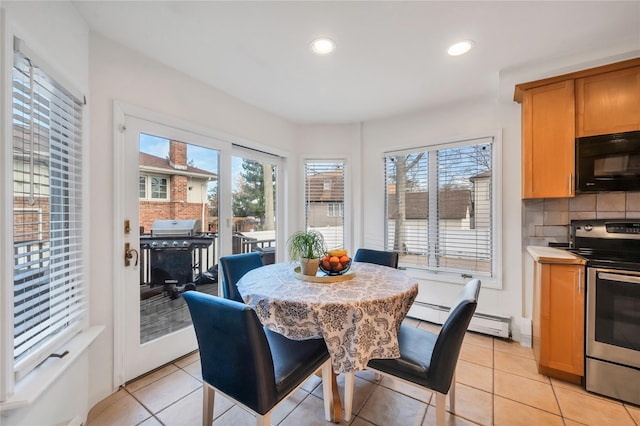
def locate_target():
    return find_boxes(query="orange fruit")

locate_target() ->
[339,255,349,264]
[334,262,343,271]
[329,256,340,263]
[322,259,331,269]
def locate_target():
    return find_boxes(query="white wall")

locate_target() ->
[87,33,300,408]
[1,2,90,425]
[3,1,640,422]
[291,124,362,249]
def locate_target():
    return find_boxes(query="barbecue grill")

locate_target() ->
[140,219,215,299]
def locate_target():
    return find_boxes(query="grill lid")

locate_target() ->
[150,219,202,237]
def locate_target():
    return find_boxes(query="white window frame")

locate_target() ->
[384,133,502,289]
[327,202,344,218]
[302,158,351,252]
[138,173,170,201]
[1,34,94,403]
[231,144,283,248]
[139,175,146,199]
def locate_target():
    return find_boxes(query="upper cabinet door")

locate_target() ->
[576,66,640,137]
[522,80,576,199]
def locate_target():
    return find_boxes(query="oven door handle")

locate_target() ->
[598,272,640,284]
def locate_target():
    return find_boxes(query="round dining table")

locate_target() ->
[236,260,419,422]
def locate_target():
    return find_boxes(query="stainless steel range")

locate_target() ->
[569,219,640,405]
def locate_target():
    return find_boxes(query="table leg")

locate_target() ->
[344,372,355,422]
[330,369,342,423]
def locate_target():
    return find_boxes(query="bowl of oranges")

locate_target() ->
[319,249,352,275]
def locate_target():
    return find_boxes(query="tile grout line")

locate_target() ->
[125,385,163,426]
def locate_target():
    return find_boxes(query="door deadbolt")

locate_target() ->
[124,243,139,267]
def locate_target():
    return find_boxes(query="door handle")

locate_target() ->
[124,243,139,267]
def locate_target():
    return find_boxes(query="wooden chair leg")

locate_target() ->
[344,372,355,421]
[202,383,214,426]
[436,392,446,426]
[256,412,270,426]
[449,371,456,413]
[321,361,334,421]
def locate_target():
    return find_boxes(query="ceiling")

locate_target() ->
[72,1,640,124]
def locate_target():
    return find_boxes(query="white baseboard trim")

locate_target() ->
[408,301,510,338]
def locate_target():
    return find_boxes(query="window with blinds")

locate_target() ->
[385,137,494,277]
[304,161,345,251]
[11,48,85,380]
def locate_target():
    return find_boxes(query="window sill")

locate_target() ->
[0,325,104,411]
[401,266,501,289]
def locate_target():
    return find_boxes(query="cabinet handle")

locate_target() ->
[569,173,574,195]
[578,267,583,293]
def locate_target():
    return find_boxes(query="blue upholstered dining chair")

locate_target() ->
[182,291,334,426]
[219,252,264,302]
[367,279,481,426]
[353,248,399,268]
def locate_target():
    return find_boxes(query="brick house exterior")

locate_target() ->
[139,141,217,234]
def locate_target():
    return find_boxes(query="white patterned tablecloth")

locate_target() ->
[237,261,419,374]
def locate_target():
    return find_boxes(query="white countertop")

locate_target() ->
[526,245,586,265]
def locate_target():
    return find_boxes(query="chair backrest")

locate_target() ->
[428,279,481,394]
[182,291,278,414]
[219,252,264,302]
[353,248,399,268]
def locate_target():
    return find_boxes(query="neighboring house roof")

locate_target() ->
[439,189,471,219]
[470,170,491,180]
[307,170,344,202]
[139,152,217,179]
[387,189,471,220]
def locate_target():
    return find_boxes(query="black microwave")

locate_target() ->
[576,130,640,192]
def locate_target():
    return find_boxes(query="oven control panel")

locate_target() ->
[572,219,640,241]
[606,222,640,234]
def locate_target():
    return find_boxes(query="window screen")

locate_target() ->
[385,138,493,276]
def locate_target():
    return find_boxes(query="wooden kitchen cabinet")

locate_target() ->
[515,58,640,200]
[528,246,586,383]
[576,66,640,137]
[521,80,575,199]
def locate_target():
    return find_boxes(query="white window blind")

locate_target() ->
[304,161,345,251]
[385,138,493,277]
[11,47,85,380]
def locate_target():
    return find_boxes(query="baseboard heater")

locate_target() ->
[408,301,510,338]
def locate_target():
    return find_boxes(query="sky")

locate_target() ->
[139,133,244,190]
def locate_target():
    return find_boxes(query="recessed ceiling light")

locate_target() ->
[310,37,336,55]
[447,40,474,56]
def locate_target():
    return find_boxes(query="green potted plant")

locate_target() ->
[287,229,326,275]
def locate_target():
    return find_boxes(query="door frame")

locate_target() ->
[112,101,236,386]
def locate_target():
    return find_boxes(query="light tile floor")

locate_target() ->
[87,318,640,426]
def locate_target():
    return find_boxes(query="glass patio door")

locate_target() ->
[230,147,281,264]
[115,112,231,383]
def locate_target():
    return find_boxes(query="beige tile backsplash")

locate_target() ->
[523,192,640,247]
[596,192,626,211]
